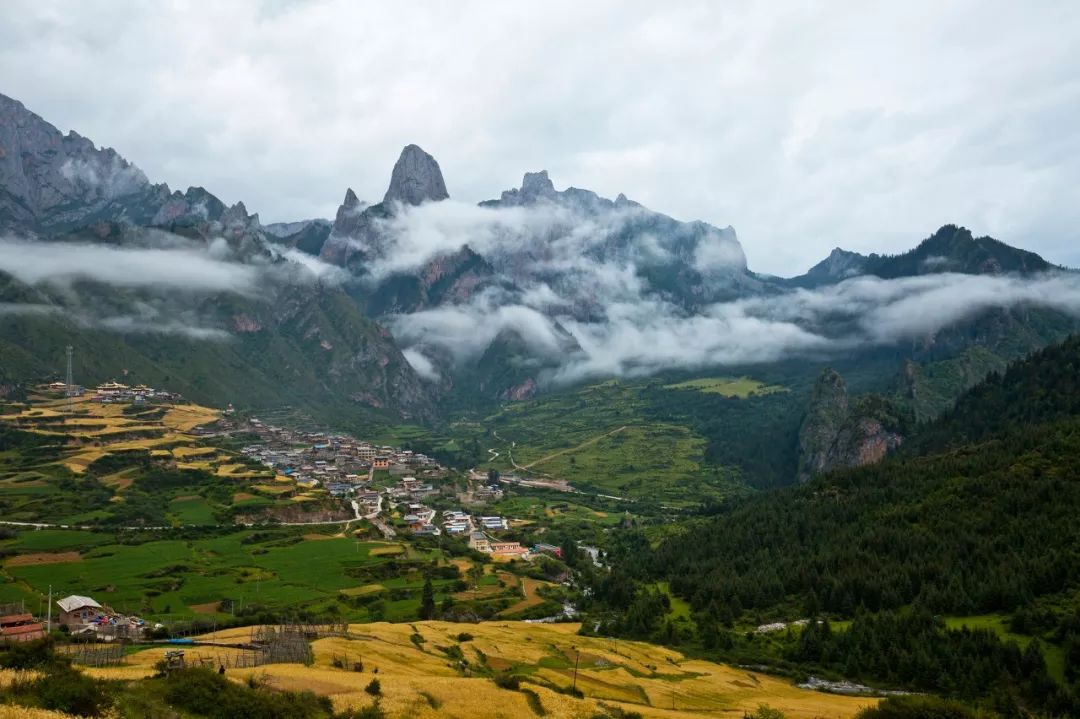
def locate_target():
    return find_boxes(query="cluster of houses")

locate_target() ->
[0,606,45,644]
[239,419,441,489]
[43,380,181,404]
[91,381,180,404]
[0,595,148,644]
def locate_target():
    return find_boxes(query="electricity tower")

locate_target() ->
[65,345,75,411]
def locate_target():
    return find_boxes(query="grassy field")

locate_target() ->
[945,613,1067,683]
[489,496,624,532]
[85,620,874,718]
[663,376,788,397]
[470,381,741,505]
[0,524,531,625]
[0,528,461,622]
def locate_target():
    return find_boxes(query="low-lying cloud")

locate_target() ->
[0,233,347,341]
[393,269,1080,386]
[358,199,1080,387]
[0,237,259,293]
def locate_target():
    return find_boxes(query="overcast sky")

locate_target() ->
[2,1,1078,276]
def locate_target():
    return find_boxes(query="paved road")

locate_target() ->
[0,515,362,531]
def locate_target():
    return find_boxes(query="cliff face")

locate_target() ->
[0,93,167,233]
[797,369,904,482]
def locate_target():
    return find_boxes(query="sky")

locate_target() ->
[2,0,1078,276]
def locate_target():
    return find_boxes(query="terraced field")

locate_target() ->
[0,392,311,526]
[472,381,733,505]
[86,621,875,718]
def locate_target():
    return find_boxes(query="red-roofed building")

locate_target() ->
[0,613,46,643]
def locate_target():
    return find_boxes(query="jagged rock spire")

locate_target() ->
[383,144,449,207]
[520,170,556,200]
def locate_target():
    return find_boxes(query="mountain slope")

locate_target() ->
[0,262,435,424]
[791,224,1058,287]
[0,93,166,233]
[647,333,1080,618]
[0,95,434,423]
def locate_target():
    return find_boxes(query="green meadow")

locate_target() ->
[662,376,788,397]
[470,380,746,505]
[0,527,455,622]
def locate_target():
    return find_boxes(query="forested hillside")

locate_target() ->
[584,334,1080,713]
[643,333,1080,617]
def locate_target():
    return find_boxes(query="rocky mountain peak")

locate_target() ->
[382,144,449,207]
[520,170,557,199]
[0,92,157,233]
[342,187,361,209]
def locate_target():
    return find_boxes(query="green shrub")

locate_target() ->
[493,672,521,691]
[0,638,69,670]
[521,687,546,716]
[744,706,786,719]
[162,666,330,718]
[364,677,381,696]
[34,668,111,717]
[856,696,984,719]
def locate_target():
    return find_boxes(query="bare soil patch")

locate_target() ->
[7,551,82,567]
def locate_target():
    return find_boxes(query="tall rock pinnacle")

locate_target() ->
[382,144,449,207]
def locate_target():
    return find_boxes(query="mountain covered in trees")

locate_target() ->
[584,335,1080,712]
[650,334,1080,616]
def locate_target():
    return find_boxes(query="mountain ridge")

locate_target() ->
[2,90,1079,422]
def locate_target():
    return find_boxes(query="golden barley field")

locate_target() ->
[0,707,84,719]
[4,393,228,476]
[90,621,875,718]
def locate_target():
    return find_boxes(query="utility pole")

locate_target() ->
[46,585,52,633]
[65,346,74,412]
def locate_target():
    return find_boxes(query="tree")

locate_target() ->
[487,468,500,483]
[419,578,436,620]
[365,677,382,696]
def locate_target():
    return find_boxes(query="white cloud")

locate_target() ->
[387,270,1080,386]
[0,237,258,293]
[402,348,440,382]
[58,156,148,199]
[93,315,230,340]
[272,247,350,285]
[0,234,354,341]
[1,1,1077,275]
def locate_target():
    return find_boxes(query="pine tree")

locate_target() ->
[419,578,436,620]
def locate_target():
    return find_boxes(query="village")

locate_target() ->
[0,376,572,648]
[229,415,559,563]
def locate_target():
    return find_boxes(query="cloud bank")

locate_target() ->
[0,237,259,293]
[0,234,344,340]
[348,199,1080,386]
[396,270,1080,385]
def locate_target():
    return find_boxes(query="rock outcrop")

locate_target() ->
[797,369,905,481]
[382,144,449,206]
